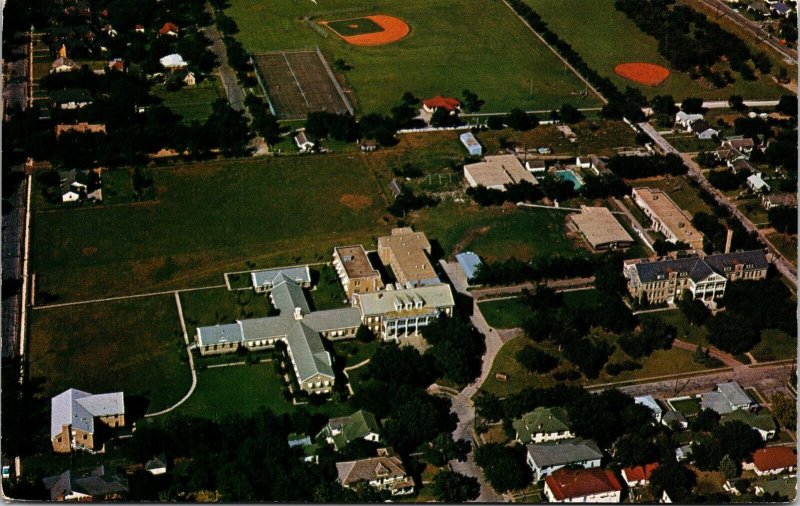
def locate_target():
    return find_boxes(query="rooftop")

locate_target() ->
[621,463,659,484]
[464,154,537,190]
[526,438,602,469]
[355,283,454,317]
[455,251,482,281]
[752,447,797,472]
[335,245,380,280]
[544,468,622,501]
[632,250,768,284]
[51,389,125,439]
[513,406,571,443]
[632,188,704,249]
[251,266,311,289]
[336,455,407,486]
[569,206,633,249]
[377,228,436,284]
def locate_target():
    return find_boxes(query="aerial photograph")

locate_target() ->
[1,0,798,502]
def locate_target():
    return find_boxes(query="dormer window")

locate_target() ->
[745,264,753,269]
[724,266,732,272]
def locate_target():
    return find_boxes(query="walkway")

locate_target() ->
[31,284,227,310]
[672,338,745,370]
[144,292,197,417]
[612,196,656,252]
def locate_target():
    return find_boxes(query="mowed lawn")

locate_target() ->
[27,295,191,414]
[151,75,225,124]
[179,287,272,338]
[413,202,579,262]
[479,289,600,329]
[224,0,602,113]
[525,0,788,100]
[30,156,388,302]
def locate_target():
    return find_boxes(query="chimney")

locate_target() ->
[294,307,304,320]
[724,228,733,254]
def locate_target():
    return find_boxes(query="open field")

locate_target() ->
[526,0,789,100]
[151,75,225,124]
[30,156,388,302]
[224,0,603,113]
[252,50,352,120]
[179,287,271,338]
[480,335,556,397]
[27,295,190,414]
[767,231,798,264]
[632,175,714,217]
[479,289,600,329]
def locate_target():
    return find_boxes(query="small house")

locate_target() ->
[525,159,546,173]
[621,463,659,488]
[51,57,77,73]
[634,395,664,423]
[762,193,797,209]
[675,111,704,130]
[690,120,719,140]
[159,53,187,70]
[183,71,196,86]
[525,438,602,481]
[455,251,482,283]
[318,410,381,451]
[422,96,460,114]
[748,447,797,476]
[747,173,771,194]
[159,22,179,37]
[43,466,127,501]
[514,407,574,444]
[543,468,623,503]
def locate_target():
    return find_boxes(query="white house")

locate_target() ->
[159,53,188,70]
[294,131,314,152]
[525,159,546,173]
[691,120,719,140]
[543,468,623,503]
[51,57,77,73]
[747,172,771,193]
[336,450,414,496]
[634,395,664,423]
[675,111,704,130]
[513,407,573,444]
[526,439,602,482]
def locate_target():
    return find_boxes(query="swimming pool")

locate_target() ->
[555,169,584,190]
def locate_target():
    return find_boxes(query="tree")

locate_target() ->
[559,103,584,123]
[473,444,531,493]
[505,108,536,131]
[677,289,710,325]
[487,115,504,130]
[430,108,462,128]
[515,346,560,373]
[696,151,720,168]
[462,89,485,113]
[651,95,678,115]
[475,392,504,423]
[711,421,764,463]
[706,313,760,354]
[613,433,657,467]
[423,316,486,385]
[355,324,374,343]
[770,393,796,429]
[767,205,798,234]
[681,97,705,114]
[775,95,798,116]
[649,460,696,503]
[728,95,746,112]
[689,408,720,432]
[432,470,480,502]
[719,454,738,479]
[423,433,470,466]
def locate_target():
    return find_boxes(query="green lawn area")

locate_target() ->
[179,286,271,338]
[224,0,602,114]
[480,335,556,397]
[639,309,709,346]
[662,134,718,154]
[308,265,348,311]
[332,340,381,368]
[151,75,225,124]
[587,345,708,385]
[767,231,798,265]
[30,155,388,302]
[525,0,788,100]
[413,202,578,262]
[670,397,702,418]
[326,17,383,36]
[27,295,191,414]
[636,175,714,217]
[479,298,531,329]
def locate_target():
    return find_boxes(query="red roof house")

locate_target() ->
[422,96,461,113]
[752,447,797,476]
[159,22,180,36]
[544,468,623,503]
[134,24,145,33]
[621,463,659,487]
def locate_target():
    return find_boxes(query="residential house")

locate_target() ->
[134,24,145,33]
[747,447,797,476]
[145,455,167,475]
[43,466,127,501]
[731,158,755,173]
[525,438,603,482]
[355,283,455,341]
[183,71,196,86]
[525,159,546,174]
[748,0,773,15]
[634,395,664,423]
[747,172,771,193]
[624,250,769,306]
[568,206,634,251]
[51,56,77,73]
[674,444,693,461]
[159,22,179,37]
[675,111,704,131]
[621,463,659,487]
[720,409,776,441]
[295,131,315,152]
[464,154,538,191]
[360,141,377,152]
[55,123,107,139]
[762,193,797,209]
[513,407,574,444]
[422,96,460,114]
[51,88,92,110]
[336,450,414,496]
[662,410,689,430]
[460,132,482,156]
[333,245,384,301]
[631,188,704,251]
[455,251,482,283]
[715,147,746,166]
[288,433,320,463]
[543,467,623,503]
[318,410,381,450]
[159,53,188,70]
[377,228,439,287]
[50,389,125,453]
[700,381,756,415]
[690,120,719,140]
[388,179,403,198]
[251,265,311,293]
[722,138,756,153]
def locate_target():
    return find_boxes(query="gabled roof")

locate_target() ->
[336,455,406,486]
[159,22,179,35]
[513,406,571,442]
[52,57,76,69]
[270,278,311,314]
[196,322,244,347]
[545,468,622,500]
[51,389,124,438]
[455,252,482,281]
[634,395,663,416]
[691,120,715,134]
[251,266,311,288]
[621,463,659,484]
[633,250,767,284]
[423,96,460,111]
[286,321,334,382]
[716,381,754,407]
[752,447,797,472]
[43,466,127,501]
[159,53,187,68]
[721,409,776,433]
[328,410,381,449]
[526,438,602,469]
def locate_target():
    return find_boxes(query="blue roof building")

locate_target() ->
[460,132,482,156]
[455,252,482,282]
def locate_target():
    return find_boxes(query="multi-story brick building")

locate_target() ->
[632,187,705,251]
[50,389,125,453]
[333,245,384,301]
[377,228,439,287]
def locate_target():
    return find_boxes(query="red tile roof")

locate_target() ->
[159,22,179,35]
[545,468,623,501]
[423,96,460,112]
[621,463,659,484]
[752,447,797,472]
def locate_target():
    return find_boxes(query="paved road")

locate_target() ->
[469,277,596,301]
[690,0,798,64]
[1,176,25,357]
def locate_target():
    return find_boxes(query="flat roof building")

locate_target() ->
[377,228,439,287]
[455,251,482,282]
[459,132,482,156]
[333,245,384,301]
[569,206,634,251]
[632,188,704,251]
[464,154,537,191]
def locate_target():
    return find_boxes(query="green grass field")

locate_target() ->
[179,287,271,338]
[30,156,388,302]
[224,0,602,113]
[526,0,789,100]
[151,75,225,124]
[27,295,191,414]
[478,289,600,329]
[326,17,383,36]
[635,175,714,217]
[670,397,702,417]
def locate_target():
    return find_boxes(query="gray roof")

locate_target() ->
[716,381,754,407]
[270,279,310,314]
[455,252,482,281]
[526,439,602,469]
[355,283,455,317]
[302,307,362,331]
[251,266,311,289]
[634,395,663,415]
[286,322,334,382]
[704,250,768,274]
[633,250,767,284]
[239,316,292,342]
[196,322,244,347]
[51,389,124,439]
[44,467,127,501]
[662,410,687,425]
[700,391,734,415]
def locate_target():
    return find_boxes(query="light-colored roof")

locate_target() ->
[270,278,311,314]
[336,455,407,486]
[159,53,187,68]
[632,188,704,250]
[335,245,380,280]
[747,173,770,191]
[460,132,481,149]
[251,266,311,289]
[717,381,754,407]
[526,438,602,469]
[569,206,633,249]
[286,322,334,382]
[198,322,244,347]
[51,389,124,438]
[455,252,482,281]
[634,395,663,416]
[464,154,537,190]
[377,228,436,284]
[302,307,362,331]
[355,283,454,317]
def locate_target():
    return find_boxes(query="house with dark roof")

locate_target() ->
[51,88,92,109]
[50,389,125,453]
[43,466,127,501]
[318,410,381,450]
[690,120,719,140]
[762,193,797,209]
[336,449,413,496]
[543,467,623,503]
[623,250,769,306]
[513,406,574,444]
[525,438,603,482]
[721,409,776,441]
